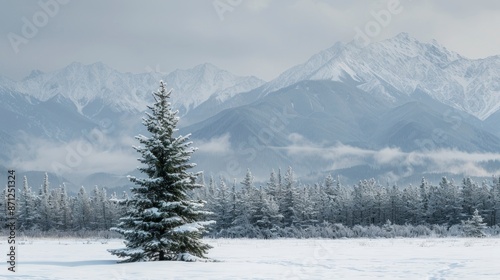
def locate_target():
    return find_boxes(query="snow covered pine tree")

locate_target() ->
[461,209,487,238]
[108,81,213,262]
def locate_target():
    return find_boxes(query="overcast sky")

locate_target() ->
[1,0,499,81]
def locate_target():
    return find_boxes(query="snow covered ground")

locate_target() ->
[2,237,500,279]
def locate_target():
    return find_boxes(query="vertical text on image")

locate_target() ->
[6,170,17,273]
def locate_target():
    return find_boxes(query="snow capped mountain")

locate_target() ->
[164,63,265,114]
[8,62,265,117]
[185,79,500,180]
[6,33,497,122]
[14,62,152,114]
[260,41,349,94]
[262,33,500,120]
[2,33,500,184]
[0,75,16,92]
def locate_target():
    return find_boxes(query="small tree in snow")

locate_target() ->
[38,173,52,231]
[108,81,213,262]
[18,176,36,230]
[74,186,92,230]
[461,209,487,237]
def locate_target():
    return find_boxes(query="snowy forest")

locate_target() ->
[4,168,500,238]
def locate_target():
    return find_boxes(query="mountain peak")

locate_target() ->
[392,32,414,42]
[378,33,421,51]
[66,61,85,69]
[89,61,111,70]
[261,33,499,120]
[23,69,44,81]
[192,63,226,76]
[170,63,226,78]
[196,62,220,70]
[379,34,461,63]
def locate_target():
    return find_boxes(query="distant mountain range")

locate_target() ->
[6,61,264,118]
[1,33,500,189]
[262,33,500,121]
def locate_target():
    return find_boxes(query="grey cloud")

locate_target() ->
[282,133,500,179]
[9,135,137,178]
[0,0,498,82]
[195,133,233,156]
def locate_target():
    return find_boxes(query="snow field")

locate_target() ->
[1,237,500,279]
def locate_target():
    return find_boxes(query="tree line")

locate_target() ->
[197,167,500,237]
[3,168,500,237]
[1,173,127,233]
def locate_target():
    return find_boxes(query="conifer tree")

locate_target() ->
[401,185,424,225]
[38,173,52,231]
[266,169,279,198]
[462,209,487,237]
[295,186,315,226]
[492,177,500,225]
[229,179,238,226]
[49,188,62,230]
[75,186,92,230]
[231,182,254,235]
[59,183,72,231]
[18,176,36,230]
[252,186,266,228]
[280,167,298,227]
[213,177,232,231]
[419,177,430,221]
[109,81,213,262]
[253,186,282,230]
[241,169,254,191]
[206,175,216,206]
[322,174,336,223]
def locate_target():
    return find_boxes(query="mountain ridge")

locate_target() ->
[4,62,265,119]
[248,32,499,120]
[1,33,500,186]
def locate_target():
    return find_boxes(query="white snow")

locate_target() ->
[262,33,500,120]
[7,62,265,116]
[173,224,201,233]
[144,207,159,215]
[3,237,500,279]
